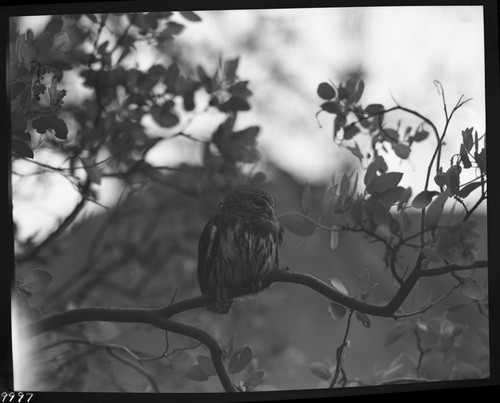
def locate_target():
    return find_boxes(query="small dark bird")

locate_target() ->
[197,188,283,314]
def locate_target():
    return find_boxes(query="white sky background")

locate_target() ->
[12,6,486,243]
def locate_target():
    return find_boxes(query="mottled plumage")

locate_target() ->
[197,188,283,314]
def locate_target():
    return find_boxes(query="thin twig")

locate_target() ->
[330,310,353,388]
[105,347,161,393]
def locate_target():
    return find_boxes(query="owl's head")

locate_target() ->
[219,187,275,217]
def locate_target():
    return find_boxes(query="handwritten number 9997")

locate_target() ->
[1,392,33,402]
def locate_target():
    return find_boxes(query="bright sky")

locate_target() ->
[12,6,486,243]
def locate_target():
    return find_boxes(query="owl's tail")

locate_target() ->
[206,299,233,314]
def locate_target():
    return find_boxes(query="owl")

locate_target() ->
[197,188,284,314]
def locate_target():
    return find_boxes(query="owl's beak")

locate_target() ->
[264,205,274,218]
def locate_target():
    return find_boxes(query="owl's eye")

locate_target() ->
[253,198,267,208]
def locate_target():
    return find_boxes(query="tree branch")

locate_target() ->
[19,257,487,391]
[16,178,92,264]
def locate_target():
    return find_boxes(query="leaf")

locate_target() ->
[343,123,360,140]
[186,364,209,382]
[400,211,411,233]
[228,81,252,98]
[278,212,316,237]
[45,16,63,35]
[411,190,439,209]
[214,125,260,162]
[420,352,445,379]
[397,187,412,211]
[165,62,180,90]
[321,101,338,114]
[394,144,410,159]
[384,321,409,346]
[228,345,253,374]
[218,96,250,112]
[450,362,482,380]
[458,182,481,198]
[197,65,213,93]
[350,79,364,103]
[32,115,68,139]
[81,157,102,185]
[197,355,217,376]
[475,148,486,174]
[12,139,33,159]
[351,172,359,199]
[459,144,472,169]
[445,165,461,196]
[421,246,442,262]
[339,173,351,204]
[384,128,399,142]
[373,186,405,207]
[50,118,69,140]
[462,128,474,152]
[369,201,389,227]
[244,370,265,390]
[179,11,202,22]
[445,302,470,313]
[223,58,240,82]
[365,103,384,114]
[301,183,312,215]
[355,312,371,328]
[359,118,371,128]
[425,189,450,229]
[224,333,237,359]
[461,277,487,300]
[329,277,348,295]
[22,269,53,293]
[321,185,336,218]
[412,130,429,142]
[349,199,364,225]
[165,21,185,36]
[435,226,478,267]
[346,142,364,162]
[330,225,339,250]
[249,172,266,186]
[317,82,336,100]
[333,114,347,139]
[151,101,179,128]
[337,86,349,100]
[48,77,67,109]
[328,301,346,320]
[366,172,403,195]
[364,156,387,187]
[309,362,331,380]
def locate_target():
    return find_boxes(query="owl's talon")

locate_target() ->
[251,280,263,293]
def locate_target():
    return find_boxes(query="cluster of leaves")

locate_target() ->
[316,77,430,161]
[308,273,488,386]
[280,78,487,275]
[11,12,261,194]
[11,11,272,394]
[11,17,70,158]
[278,158,413,253]
[280,77,487,388]
[186,338,266,392]
[381,312,488,382]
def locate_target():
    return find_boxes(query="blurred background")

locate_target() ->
[10,5,488,393]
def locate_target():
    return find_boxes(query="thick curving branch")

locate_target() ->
[20,259,487,392]
[24,259,488,338]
